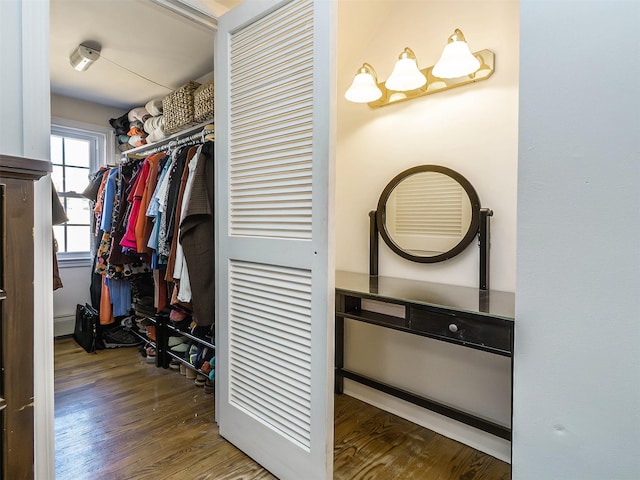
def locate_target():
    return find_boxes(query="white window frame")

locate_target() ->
[51,117,115,267]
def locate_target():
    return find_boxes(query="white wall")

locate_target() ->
[53,266,93,336]
[0,1,54,478]
[336,0,519,461]
[51,93,126,129]
[514,2,640,479]
[0,3,24,153]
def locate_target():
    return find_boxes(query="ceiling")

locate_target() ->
[50,0,242,111]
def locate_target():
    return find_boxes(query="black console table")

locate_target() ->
[334,270,515,440]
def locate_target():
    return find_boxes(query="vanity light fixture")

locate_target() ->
[345,28,494,108]
[344,63,383,103]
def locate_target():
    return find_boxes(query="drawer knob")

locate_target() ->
[448,323,459,333]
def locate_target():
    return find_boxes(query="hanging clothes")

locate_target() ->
[179,141,214,326]
[86,124,214,328]
[172,144,204,303]
[51,179,68,290]
[136,152,166,255]
[158,146,190,264]
[148,151,176,269]
[165,145,200,284]
[120,159,151,251]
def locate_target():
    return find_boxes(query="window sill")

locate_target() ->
[57,254,93,269]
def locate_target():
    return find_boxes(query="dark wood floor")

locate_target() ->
[54,337,510,480]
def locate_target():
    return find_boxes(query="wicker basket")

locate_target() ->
[194,81,214,123]
[162,81,201,134]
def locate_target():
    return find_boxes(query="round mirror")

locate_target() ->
[376,165,480,263]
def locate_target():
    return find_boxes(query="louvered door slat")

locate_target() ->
[232,76,313,115]
[231,72,313,116]
[231,352,311,400]
[232,131,313,156]
[231,99,313,130]
[231,109,311,134]
[230,0,312,51]
[229,372,310,432]
[229,259,313,448]
[231,43,313,90]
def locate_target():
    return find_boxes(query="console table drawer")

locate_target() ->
[409,307,512,355]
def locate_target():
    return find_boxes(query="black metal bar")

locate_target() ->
[337,368,511,441]
[369,210,379,276]
[154,314,170,369]
[165,351,211,378]
[129,328,151,346]
[510,337,515,462]
[165,322,216,350]
[335,298,345,394]
[335,293,346,394]
[479,208,493,291]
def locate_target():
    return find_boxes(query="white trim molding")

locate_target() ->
[51,116,116,166]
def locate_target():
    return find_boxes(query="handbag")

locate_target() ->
[73,303,99,353]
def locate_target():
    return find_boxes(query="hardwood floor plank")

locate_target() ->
[54,337,510,480]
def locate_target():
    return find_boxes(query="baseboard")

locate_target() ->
[54,314,75,337]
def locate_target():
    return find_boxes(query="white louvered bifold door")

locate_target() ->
[215,1,334,479]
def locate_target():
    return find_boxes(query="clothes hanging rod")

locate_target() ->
[122,121,214,159]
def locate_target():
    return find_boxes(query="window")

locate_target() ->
[50,123,107,265]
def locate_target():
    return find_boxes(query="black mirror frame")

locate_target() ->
[370,165,493,290]
[376,165,481,263]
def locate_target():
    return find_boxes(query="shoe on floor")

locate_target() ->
[168,335,187,348]
[135,316,153,333]
[203,379,214,394]
[169,342,189,354]
[190,324,212,340]
[195,374,207,387]
[120,315,136,331]
[203,378,214,394]
[102,326,141,348]
[145,345,157,363]
[145,325,156,342]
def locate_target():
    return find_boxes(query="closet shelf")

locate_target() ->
[122,121,214,159]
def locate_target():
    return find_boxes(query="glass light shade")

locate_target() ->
[345,68,382,103]
[432,39,481,79]
[385,51,427,92]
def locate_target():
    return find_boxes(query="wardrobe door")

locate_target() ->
[215,1,335,479]
[0,155,50,480]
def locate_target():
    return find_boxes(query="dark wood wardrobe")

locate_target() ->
[0,154,50,480]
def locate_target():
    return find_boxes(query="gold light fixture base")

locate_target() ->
[367,49,494,108]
